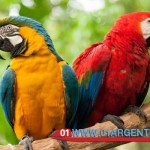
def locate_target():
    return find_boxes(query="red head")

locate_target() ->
[105,12,150,49]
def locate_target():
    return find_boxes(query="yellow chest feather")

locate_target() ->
[10,53,67,139]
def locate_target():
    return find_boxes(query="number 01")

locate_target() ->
[60,129,69,137]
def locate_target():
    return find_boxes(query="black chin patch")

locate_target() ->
[0,38,27,59]
[146,37,150,47]
[10,40,27,58]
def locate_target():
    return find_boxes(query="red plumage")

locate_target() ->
[73,12,150,128]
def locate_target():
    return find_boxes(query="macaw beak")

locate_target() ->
[0,37,13,60]
[146,37,150,47]
[0,39,6,60]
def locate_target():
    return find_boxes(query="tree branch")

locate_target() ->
[1,103,150,150]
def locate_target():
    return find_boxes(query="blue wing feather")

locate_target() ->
[72,43,111,129]
[80,72,104,105]
[62,64,79,128]
[0,68,15,128]
[74,71,104,128]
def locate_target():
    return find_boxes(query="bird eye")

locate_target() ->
[147,19,150,23]
[6,25,13,31]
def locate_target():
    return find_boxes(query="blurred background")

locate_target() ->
[0,0,150,149]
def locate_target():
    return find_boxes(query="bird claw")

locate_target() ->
[58,140,69,150]
[124,105,147,123]
[19,135,33,150]
[102,114,124,129]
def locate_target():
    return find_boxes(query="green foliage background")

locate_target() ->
[0,0,150,149]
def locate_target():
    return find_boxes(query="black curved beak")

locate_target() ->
[0,38,14,60]
[0,38,13,52]
[146,37,150,47]
[0,36,27,59]
[0,39,5,60]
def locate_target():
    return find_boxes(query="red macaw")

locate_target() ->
[73,12,150,129]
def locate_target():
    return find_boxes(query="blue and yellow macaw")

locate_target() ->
[0,16,79,149]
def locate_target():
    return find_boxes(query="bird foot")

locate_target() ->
[124,105,147,123]
[19,135,33,150]
[102,114,124,129]
[49,130,69,150]
[58,140,69,150]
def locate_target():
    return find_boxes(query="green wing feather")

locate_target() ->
[62,64,79,128]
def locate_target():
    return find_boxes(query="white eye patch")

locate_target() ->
[7,35,23,46]
[0,24,23,46]
[0,24,19,36]
[140,18,150,39]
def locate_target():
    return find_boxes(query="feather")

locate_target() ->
[62,64,79,128]
[72,43,111,128]
[73,12,150,128]
[0,68,15,127]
